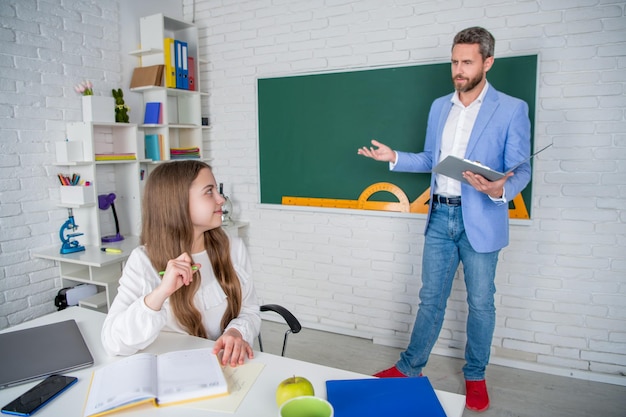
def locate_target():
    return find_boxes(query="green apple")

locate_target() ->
[276,376,315,406]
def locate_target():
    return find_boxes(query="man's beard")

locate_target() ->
[452,72,483,93]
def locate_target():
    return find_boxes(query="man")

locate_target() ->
[357,26,531,412]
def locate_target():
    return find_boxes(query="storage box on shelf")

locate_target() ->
[82,96,115,123]
[59,186,95,206]
[55,140,83,163]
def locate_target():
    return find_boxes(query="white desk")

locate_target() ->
[0,308,466,417]
[32,236,141,312]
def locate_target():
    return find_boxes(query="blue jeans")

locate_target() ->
[396,202,499,380]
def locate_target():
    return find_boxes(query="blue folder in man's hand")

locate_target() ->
[326,376,447,417]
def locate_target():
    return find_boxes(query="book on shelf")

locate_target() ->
[82,348,228,417]
[130,64,164,89]
[170,147,200,159]
[158,134,165,160]
[145,134,161,161]
[143,102,162,124]
[95,153,136,161]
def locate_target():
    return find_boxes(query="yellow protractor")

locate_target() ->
[357,182,410,212]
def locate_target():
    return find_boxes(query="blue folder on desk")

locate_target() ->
[326,376,447,417]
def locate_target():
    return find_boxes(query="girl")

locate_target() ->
[101,161,260,367]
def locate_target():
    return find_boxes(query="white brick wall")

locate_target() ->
[184,0,626,384]
[0,0,124,327]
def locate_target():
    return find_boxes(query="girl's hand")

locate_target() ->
[145,253,200,311]
[213,328,254,367]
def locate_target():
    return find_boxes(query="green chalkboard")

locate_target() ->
[258,55,537,215]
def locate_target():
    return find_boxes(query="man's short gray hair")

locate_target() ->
[453,27,495,60]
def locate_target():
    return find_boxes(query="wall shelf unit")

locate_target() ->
[130,13,207,162]
[35,14,211,313]
[34,120,143,312]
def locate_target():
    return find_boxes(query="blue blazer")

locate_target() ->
[393,84,531,253]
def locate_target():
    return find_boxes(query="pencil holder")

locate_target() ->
[60,186,95,205]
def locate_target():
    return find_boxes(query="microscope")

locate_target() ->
[219,183,233,226]
[59,208,85,254]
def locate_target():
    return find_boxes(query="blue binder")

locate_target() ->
[175,40,189,89]
[326,377,447,417]
[175,40,182,88]
[181,42,188,89]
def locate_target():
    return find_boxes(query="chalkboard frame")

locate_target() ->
[258,55,537,218]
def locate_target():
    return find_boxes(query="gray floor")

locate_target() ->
[255,320,626,417]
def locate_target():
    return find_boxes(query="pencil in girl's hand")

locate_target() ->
[158,265,199,276]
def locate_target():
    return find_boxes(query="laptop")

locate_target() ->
[0,319,94,389]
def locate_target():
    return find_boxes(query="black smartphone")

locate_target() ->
[1,375,78,416]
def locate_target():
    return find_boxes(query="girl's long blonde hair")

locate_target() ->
[141,161,242,338]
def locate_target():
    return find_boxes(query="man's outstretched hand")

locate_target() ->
[357,139,396,163]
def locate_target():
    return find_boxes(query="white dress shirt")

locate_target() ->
[434,83,489,197]
[101,235,261,356]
